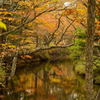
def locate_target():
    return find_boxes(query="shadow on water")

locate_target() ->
[0,61,97,100]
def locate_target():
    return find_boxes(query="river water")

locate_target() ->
[1,61,99,100]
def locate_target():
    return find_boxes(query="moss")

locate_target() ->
[75,61,97,75]
[75,63,85,74]
[95,75,100,84]
[0,66,6,83]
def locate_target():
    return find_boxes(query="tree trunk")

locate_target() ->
[85,0,96,100]
[8,56,17,80]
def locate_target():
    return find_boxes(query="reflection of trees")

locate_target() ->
[34,72,38,100]
[5,61,87,100]
[43,68,49,97]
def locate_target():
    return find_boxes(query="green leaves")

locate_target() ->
[75,27,86,38]
[0,21,7,30]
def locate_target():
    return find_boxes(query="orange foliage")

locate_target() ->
[63,9,77,16]
[35,13,57,32]
[21,55,32,59]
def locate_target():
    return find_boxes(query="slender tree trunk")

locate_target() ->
[85,0,96,100]
[8,56,17,80]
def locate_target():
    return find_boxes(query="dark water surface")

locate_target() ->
[1,61,99,100]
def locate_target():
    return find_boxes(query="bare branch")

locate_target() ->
[5,43,74,57]
[56,19,76,45]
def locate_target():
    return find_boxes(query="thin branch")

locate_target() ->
[5,43,74,57]
[0,4,71,37]
[46,15,62,45]
[56,19,76,45]
[0,7,57,37]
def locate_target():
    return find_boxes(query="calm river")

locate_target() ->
[1,61,99,100]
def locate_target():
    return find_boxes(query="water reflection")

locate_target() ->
[2,61,86,100]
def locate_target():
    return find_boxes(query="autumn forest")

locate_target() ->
[0,0,100,100]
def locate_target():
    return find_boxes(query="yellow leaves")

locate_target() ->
[27,22,33,27]
[0,21,7,30]
[76,8,86,16]
[1,43,16,48]
[37,4,47,12]
[0,11,12,15]
[65,76,76,81]
[18,1,33,9]
[50,78,61,83]
[8,34,20,40]
[0,17,15,21]
[0,9,16,21]
[0,43,17,56]
[8,45,16,48]
[0,8,6,11]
